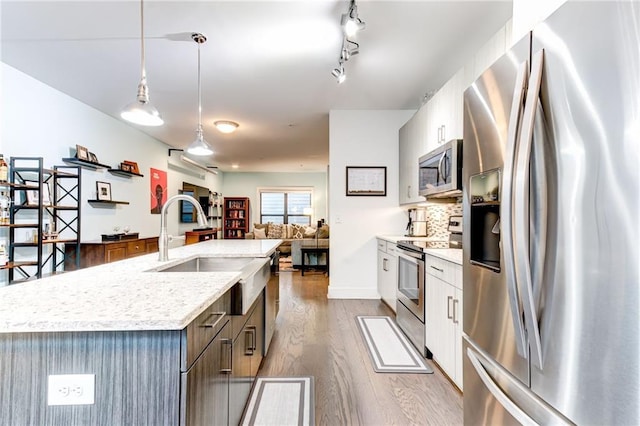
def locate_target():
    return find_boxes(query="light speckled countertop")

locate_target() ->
[0,239,281,333]
[376,235,463,265]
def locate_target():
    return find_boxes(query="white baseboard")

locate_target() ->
[327,286,381,299]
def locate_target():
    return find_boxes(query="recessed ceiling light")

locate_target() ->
[231,164,239,169]
[214,120,239,134]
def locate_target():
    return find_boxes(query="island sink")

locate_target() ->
[153,256,272,316]
[156,256,255,273]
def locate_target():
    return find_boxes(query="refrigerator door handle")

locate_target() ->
[467,347,539,426]
[500,59,529,358]
[514,49,545,369]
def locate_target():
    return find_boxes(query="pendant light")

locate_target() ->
[121,0,163,126]
[186,33,214,156]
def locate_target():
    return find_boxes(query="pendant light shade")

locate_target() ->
[186,33,214,156]
[121,0,163,126]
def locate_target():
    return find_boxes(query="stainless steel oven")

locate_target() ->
[396,243,426,356]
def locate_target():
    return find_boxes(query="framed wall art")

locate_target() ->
[75,144,90,161]
[96,181,112,201]
[346,166,387,196]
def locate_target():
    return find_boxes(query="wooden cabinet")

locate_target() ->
[376,239,397,312]
[223,197,249,239]
[424,254,463,390]
[229,292,265,426]
[64,236,159,270]
[184,229,217,245]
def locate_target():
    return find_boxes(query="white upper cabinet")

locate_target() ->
[398,111,424,205]
[425,69,464,152]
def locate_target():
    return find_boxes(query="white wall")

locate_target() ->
[328,110,414,299]
[512,0,567,41]
[1,63,222,247]
[222,172,327,226]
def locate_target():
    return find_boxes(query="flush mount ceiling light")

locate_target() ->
[341,0,366,38]
[186,33,214,156]
[214,120,239,134]
[121,0,163,126]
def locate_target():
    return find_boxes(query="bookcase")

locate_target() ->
[223,197,249,239]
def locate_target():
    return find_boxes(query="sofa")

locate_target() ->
[245,222,329,265]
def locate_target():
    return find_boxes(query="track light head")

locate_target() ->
[331,64,346,84]
[341,1,365,37]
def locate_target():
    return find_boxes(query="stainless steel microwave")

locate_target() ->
[418,139,463,198]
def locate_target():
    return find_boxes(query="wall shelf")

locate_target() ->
[107,168,144,178]
[62,157,111,170]
[88,199,130,206]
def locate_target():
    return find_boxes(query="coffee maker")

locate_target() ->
[406,208,428,236]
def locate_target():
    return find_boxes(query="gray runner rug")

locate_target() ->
[241,376,314,426]
[356,315,433,374]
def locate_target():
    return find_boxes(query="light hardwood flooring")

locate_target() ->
[259,270,463,426]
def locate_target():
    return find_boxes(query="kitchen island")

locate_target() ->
[0,239,281,425]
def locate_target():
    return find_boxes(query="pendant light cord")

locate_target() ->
[197,40,202,129]
[140,0,147,82]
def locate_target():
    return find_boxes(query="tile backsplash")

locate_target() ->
[426,202,462,239]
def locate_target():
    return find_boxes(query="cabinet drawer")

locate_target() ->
[377,240,387,251]
[181,291,231,371]
[426,255,462,289]
[127,240,147,257]
[426,255,453,283]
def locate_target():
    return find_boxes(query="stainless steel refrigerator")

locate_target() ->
[462,2,639,425]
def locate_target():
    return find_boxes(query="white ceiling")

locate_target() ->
[1,1,512,172]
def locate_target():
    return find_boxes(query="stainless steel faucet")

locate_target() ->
[159,194,208,261]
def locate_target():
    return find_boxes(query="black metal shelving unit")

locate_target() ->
[5,157,81,283]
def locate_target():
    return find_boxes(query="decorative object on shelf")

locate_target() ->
[150,168,167,214]
[26,183,51,206]
[89,152,99,163]
[186,33,213,156]
[0,154,8,183]
[120,0,163,127]
[346,166,387,196]
[96,181,112,201]
[121,163,132,172]
[122,160,140,174]
[0,190,9,225]
[75,144,90,161]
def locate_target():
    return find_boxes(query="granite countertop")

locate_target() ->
[0,239,281,334]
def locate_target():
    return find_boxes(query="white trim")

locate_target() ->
[327,286,381,299]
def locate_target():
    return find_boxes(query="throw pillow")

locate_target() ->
[291,223,305,239]
[317,224,330,239]
[254,228,267,239]
[303,226,316,238]
[283,224,293,239]
[267,223,284,239]
[254,223,269,235]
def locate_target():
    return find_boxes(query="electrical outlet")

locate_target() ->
[47,374,95,406]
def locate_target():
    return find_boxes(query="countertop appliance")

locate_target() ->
[463,3,639,425]
[418,139,462,198]
[406,208,427,237]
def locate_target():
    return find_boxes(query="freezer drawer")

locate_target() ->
[463,337,572,426]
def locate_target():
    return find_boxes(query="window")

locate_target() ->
[260,189,312,225]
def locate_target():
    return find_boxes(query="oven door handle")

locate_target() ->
[396,248,424,262]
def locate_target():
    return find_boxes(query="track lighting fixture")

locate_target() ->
[331,0,364,84]
[186,33,214,156]
[121,0,163,126]
[342,0,366,37]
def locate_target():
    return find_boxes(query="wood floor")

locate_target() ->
[259,270,463,426]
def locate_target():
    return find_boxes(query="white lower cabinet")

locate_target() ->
[424,254,463,390]
[377,239,397,312]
